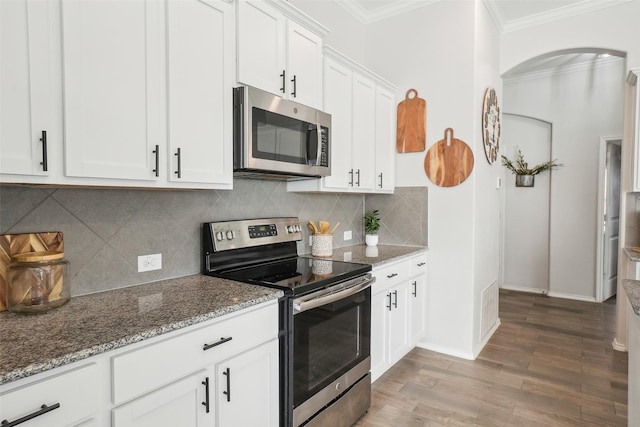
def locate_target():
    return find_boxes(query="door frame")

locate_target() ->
[596,136,622,303]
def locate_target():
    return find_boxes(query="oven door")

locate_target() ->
[291,275,373,423]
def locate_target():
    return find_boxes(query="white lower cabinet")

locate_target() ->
[629,301,640,426]
[111,301,279,427]
[213,340,279,426]
[112,370,210,427]
[371,253,428,382]
[0,362,102,427]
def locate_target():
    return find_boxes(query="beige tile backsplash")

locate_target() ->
[0,182,427,296]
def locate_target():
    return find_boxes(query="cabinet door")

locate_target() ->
[0,0,51,176]
[166,0,232,186]
[370,290,390,382]
[629,304,640,426]
[375,86,396,192]
[351,72,376,191]
[286,20,322,109]
[409,276,427,345]
[62,0,162,180]
[387,282,411,365]
[215,340,279,427]
[237,0,286,97]
[112,370,210,427]
[322,57,352,190]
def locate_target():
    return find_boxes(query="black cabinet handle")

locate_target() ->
[39,130,48,172]
[201,377,210,413]
[203,336,232,351]
[393,290,398,308]
[291,75,297,98]
[174,148,181,178]
[223,367,231,402]
[378,173,383,188]
[152,145,159,177]
[355,169,360,187]
[348,169,354,186]
[386,293,392,311]
[412,281,417,297]
[417,262,426,267]
[280,70,286,93]
[1,403,60,427]
[386,273,398,279]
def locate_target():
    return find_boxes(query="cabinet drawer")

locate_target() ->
[112,302,278,405]
[372,260,410,294]
[0,363,99,427]
[410,253,427,278]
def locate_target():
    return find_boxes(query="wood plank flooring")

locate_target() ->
[355,289,628,426]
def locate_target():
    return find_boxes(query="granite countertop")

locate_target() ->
[623,279,640,316]
[624,247,640,262]
[307,244,427,267]
[0,275,282,385]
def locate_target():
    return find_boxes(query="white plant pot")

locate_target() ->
[365,234,378,247]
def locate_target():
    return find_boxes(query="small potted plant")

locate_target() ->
[364,209,380,247]
[501,149,562,187]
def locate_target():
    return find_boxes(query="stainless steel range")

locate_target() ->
[203,217,373,427]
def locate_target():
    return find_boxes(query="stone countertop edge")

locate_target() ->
[0,274,282,385]
[623,279,640,316]
[303,243,428,267]
[624,247,640,262]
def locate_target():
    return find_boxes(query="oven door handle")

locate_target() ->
[292,276,375,315]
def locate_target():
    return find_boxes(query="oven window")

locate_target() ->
[293,288,370,407]
[252,108,318,165]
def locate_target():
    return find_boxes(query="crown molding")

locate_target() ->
[503,55,624,84]
[334,0,441,24]
[500,0,632,34]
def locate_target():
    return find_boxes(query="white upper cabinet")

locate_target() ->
[166,0,233,186]
[0,0,53,177]
[62,0,163,181]
[236,0,326,109]
[288,46,397,194]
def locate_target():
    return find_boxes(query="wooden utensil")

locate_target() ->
[308,221,319,234]
[424,128,474,187]
[329,223,340,235]
[319,220,330,234]
[396,89,426,153]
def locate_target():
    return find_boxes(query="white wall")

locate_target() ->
[503,58,625,300]
[501,1,640,73]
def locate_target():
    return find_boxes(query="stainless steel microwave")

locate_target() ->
[233,86,331,180]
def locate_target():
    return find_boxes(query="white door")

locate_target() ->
[166,0,233,185]
[286,20,322,109]
[236,0,285,98]
[112,370,210,427]
[351,72,376,191]
[322,57,352,190]
[0,0,51,176]
[215,340,279,427]
[603,141,621,300]
[62,0,162,180]
[502,115,552,293]
[374,86,396,192]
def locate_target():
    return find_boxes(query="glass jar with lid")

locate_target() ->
[6,251,70,314]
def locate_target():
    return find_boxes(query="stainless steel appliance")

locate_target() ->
[233,86,331,180]
[203,218,373,427]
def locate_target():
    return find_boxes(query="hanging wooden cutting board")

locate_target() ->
[424,128,474,187]
[396,89,426,153]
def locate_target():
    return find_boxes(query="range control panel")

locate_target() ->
[206,217,302,252]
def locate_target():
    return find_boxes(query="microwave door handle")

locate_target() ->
[316,125,322,165]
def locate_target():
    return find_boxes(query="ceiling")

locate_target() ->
[334,0,628,76]
[334,0,628,32]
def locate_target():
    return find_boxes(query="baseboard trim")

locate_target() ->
[500,285,548,295]
[415,341,475,360]
[472,319,501,358]
[547,291,596,302]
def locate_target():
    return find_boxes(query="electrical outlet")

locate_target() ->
[344,230,352,241]
[138,253,162,272]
